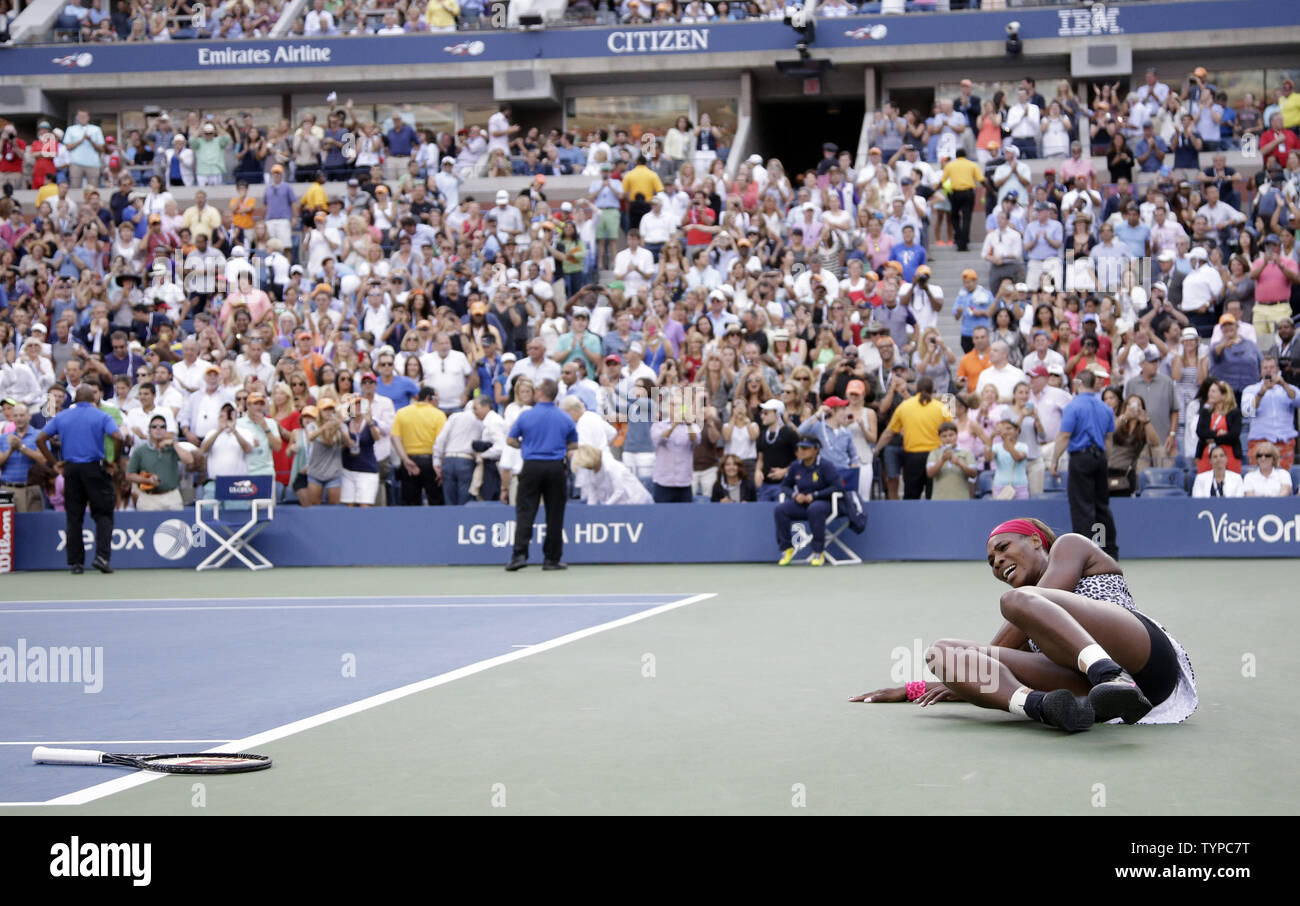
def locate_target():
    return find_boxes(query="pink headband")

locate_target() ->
[988,519,1052,549]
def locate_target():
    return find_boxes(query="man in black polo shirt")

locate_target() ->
[754,398,800,503]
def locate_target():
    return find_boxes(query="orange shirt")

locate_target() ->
[956,349,991,391]
[229,195,256,231]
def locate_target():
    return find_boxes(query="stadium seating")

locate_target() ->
[1035,471,1067,499]
[1138,468,1188,497]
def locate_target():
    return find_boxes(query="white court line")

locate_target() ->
[2,602,675,616]
[6,592,716,808]
[0,740,232,747]
[4,593,691,606]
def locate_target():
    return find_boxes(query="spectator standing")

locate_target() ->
[1209,313,1261,402]
[391,386,447,505]
[1241,355,1299,469]
[64,110,107,190]
[650,397,700,502]
[1049,369,1119,559]
[873,376,951,500]
[125,414,196,511]
[192,120,234,187]
[433,396,485,505]
[1122,348,1180,466]
[0,403,44,512]
[505,378,578,571]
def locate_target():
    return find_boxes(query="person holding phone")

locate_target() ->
[199,401,253,499]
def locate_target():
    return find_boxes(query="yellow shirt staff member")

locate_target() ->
[874,375,953,499]
[391,386,448,505]
[940,148,985,253]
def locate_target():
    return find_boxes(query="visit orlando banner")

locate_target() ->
[2,0,1291,77]
[11,498,1300,570]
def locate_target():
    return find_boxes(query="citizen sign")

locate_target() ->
[197,45,332,66]
[607,29,708,54]
[1198,510,1300,544]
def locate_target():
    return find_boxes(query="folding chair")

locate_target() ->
[194,475,276,571]
[781,491,863,566]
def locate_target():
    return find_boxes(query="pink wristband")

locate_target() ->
[906,681,927,701]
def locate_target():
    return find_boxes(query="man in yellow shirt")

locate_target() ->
[181,190,222,241]
[622,156,665,233]
[299,170,329,220]
[874,376,952,499]
[391,386,447,505]
[941,148,984,252]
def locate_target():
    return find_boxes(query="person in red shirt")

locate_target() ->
[0,124,26,192]
[1260,112,1300,168]
[1068,317,1112,366]
[683,190,717,252]
[30,122,60,190]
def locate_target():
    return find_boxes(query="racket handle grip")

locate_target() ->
[32,747,106,765]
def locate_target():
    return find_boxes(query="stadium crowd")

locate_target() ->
[3,66,1300,514]
[35,0,1000,43]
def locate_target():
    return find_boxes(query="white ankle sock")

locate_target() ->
[1008,686,1032,718]
[1076,643,1111,674]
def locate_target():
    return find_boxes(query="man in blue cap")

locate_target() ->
[36,385,127,574]
[775,435,841,567]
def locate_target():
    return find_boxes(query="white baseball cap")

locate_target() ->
[495,190,509,205]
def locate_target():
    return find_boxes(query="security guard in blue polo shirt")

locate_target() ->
[775,435,842,567]
[37,385,127,574]
[1048,369,1119,559]
[505,378,578,571]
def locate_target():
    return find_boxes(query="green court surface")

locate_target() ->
[1,560,1294,815]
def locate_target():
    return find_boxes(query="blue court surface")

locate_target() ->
[0,592,698,805]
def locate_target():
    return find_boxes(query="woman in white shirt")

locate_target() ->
[1192,444,1245,498]
[140,174,174,220]
[1040,102,1072,159]
[1242,443,1293,497]
[112,222,144,273]
[664,117,694,177]
[495,376,534,504]
[353,121,383,172]
[534,298,567,355]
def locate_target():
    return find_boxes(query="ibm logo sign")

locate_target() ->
[1057,4,1122,38]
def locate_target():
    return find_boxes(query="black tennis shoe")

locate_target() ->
[1038,689,1095,733]
[92,558,113,574]
[1088,670,1152,724]
[504,556,528,572]
[70,564,84,575]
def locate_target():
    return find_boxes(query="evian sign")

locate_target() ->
[1198,510,1300,544]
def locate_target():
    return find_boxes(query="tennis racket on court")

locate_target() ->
[33,747,272,774]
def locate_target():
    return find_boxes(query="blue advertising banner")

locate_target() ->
[10,497,1300,571]
[0,1,1290,78]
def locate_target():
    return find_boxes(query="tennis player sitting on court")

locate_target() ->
[852,518,1197,731]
